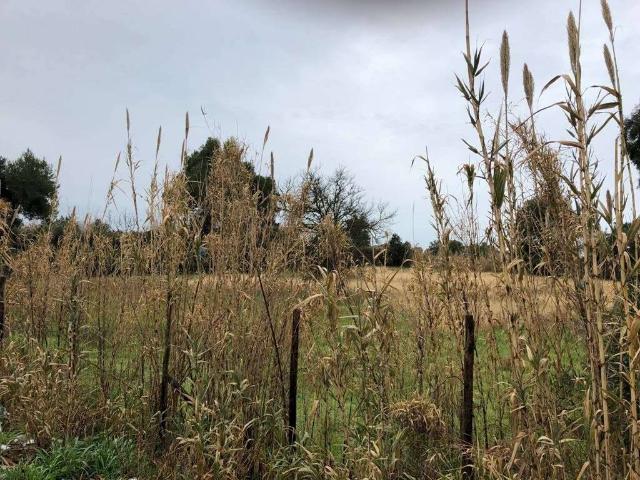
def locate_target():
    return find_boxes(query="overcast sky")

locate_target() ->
[1,0,638,245]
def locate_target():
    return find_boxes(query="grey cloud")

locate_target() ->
[0,0,638,245]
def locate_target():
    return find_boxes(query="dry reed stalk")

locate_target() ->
[598,0,640,472]
[566,9,612,477]
[460,0,525,440]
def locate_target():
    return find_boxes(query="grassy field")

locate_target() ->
[0,264,592,478]
[0,0,638,478]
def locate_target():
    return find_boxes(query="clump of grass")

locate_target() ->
[389,397,445,437]
[1,436,142,480]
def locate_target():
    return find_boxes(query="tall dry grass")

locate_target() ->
[0,1,638,479]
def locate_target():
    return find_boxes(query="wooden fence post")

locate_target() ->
[0,272,6,342]
[461,312,475,480]
[158,282,174,450]
[287,308,302,445]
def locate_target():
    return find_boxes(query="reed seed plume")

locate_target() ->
[567,11,580,76]
[500,30,510,97]
[270,151,275,183]
[307,147,313,171]
[603,43,616,86]
[522,63,534,111]
[601,0,613,37]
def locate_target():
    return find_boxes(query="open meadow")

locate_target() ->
[0,250,620,479]
[1,0,640,479]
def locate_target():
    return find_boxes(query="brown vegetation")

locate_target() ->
[0,1,638,479]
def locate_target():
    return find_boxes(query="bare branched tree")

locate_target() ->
[303,167,394,248]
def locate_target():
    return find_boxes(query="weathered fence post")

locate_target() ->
[158,282,174,450]
[0,272,6,342]
[287,307,302,445]
[461,311,475,480]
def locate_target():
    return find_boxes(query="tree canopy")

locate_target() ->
[514,195,576,275]
[183,137,276,233]
[427,238,465,256]
[387,233,412,267]
[0,150,56,221]
[184,137,222,203]
[626,105,640,176]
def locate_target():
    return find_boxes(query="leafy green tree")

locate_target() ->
[184,137,222,203]
[387,233,412,267]
[345,213,372,250]
[626,106,640,176]
[247,164,276,214]
[0,150,56,221]
[0,150,56,340]
[514,195,575,275]
[183,137,276,232]
[427,239,465,256]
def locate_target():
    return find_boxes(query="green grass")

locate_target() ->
[0,431,22,446]
[0,436,146,480]
[1,287,591,477]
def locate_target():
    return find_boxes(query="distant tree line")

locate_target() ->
[1,139,419,276]
[6,98,639,276]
